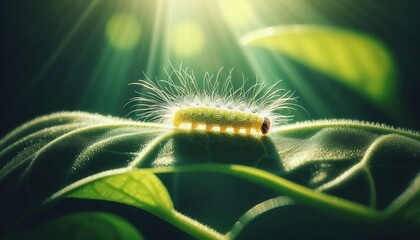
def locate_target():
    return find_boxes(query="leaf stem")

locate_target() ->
[150,164,387,223]
[164,210,224,240]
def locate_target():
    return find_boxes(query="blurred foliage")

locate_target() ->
[242,25,396,109]
[4,212,144,240]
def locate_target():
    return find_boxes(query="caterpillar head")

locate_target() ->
[260,117,271,135]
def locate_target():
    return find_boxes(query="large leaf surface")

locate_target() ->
[0,112,418,238]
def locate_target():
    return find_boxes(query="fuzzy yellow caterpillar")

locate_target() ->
[128,66,298,135]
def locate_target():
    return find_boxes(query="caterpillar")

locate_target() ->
[128,66,298,135]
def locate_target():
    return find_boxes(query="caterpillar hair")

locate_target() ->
[127,66,299,135]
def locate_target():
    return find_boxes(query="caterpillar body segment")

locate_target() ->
[172,106,265,134]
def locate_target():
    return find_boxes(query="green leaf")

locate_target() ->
[54,169,223,240]
[0,112,419,238]
[4,211,144,240]
[65,170,173,214]
[241,25,396,107]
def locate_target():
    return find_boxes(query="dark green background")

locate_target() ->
[1,0,419,136]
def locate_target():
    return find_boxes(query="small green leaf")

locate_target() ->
[51,169,223,240]
[4,211,143,240]
[65,170,173,214]
[241,25,396,107]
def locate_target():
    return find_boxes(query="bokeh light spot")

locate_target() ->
[106,14,141,50]
[219,0,255,27]
[172,21,204,57]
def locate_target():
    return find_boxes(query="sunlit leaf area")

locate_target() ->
[1,0,419,239]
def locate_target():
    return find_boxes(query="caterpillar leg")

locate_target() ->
[206,124,213,132]
[233,128,240,134]
[220,126,227,133]
[173,120,181,128]
[191,123,198,130]
[253,128,259,134]
[245,128,251,135]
